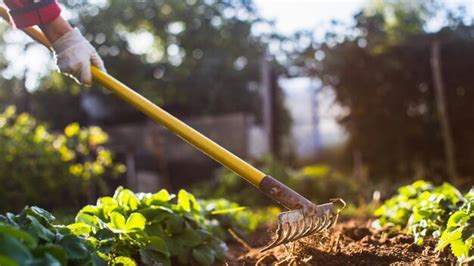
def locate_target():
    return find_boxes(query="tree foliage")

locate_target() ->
[293,1,474,181]
[34,0,279,123]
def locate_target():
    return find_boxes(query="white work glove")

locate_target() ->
[51,28,105,86]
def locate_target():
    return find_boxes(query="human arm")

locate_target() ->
[3,0,105,85]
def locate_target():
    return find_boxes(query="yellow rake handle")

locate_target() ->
[0,7,266,187]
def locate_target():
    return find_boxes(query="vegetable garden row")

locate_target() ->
[0,187,260,265]
[0,107,472,265]
[1,181,472,265]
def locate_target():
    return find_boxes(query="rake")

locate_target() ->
[0,8,345,251]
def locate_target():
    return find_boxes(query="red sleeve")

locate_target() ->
[3,0,61,28]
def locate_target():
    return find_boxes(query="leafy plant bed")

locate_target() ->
[0,188,264,266]
[230,219,456,265]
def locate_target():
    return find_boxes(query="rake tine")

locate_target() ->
[321,214,333,232]
[300,216,315,236]
[262,223,284,251]
[295,218,309,240]
[271,222,294,248]
[261,200,346,251]
[289,210,328,243]
[286,219,306,243]
[261,222,289,251]
[283,222,299,243]
[311,214,327,234]
[299,208,335,239]
[298,215,320,239]
[320,214,332,231]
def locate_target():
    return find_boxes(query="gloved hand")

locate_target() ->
[51,28,105,86]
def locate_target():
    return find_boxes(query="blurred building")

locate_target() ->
[102,112,265,192]
[280,77,346,160]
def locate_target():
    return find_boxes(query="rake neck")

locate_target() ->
[259,175,314,210]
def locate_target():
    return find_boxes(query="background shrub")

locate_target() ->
[192,155,360,207]
[0,106,125,212]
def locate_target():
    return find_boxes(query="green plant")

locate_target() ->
[0,206,104,266]
[68,187,230,265]
[200,198,279,238]
[436,189,473,263]
[375,180,473,261]
[0,106,125,211]
[375,180,434,227]
[193,156,291,207]
[193,156,357,208]
[409,183,463,243]
[290,164,360,204]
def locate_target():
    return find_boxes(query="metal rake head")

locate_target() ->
[261,198,346,251]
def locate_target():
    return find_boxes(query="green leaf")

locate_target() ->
[138,207,172,223]
[0,234,32,265]
[79,205,101,216]
[32,244,67,265]
[211,206,247,215]
[114,188,139,211]
[3,213,18,226]
[192,246,215,265]
[139,248,171,266]
[177,228,206,247]
[57,235,90,261]
[178,190,201,212]
[450,239,470,258]
[91,253,108,266]
[447,211,469,228]
[0,224,36,248]
[67,223,93,236]
[97,197,118,207]
[109,212,126,231]
[144,190,174,205]
[147,236,170,257]
[125,213,146,232]
[28,207,55,223]
[164,214,185,234]
[111,256,137,266]
[32,253,62,266]
[24,215,55,242]
[178,190,192,212]
[75,213,100,227]
[145,222,165,238]
[95,228,115,241]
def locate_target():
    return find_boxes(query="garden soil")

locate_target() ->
[226,219,456,265]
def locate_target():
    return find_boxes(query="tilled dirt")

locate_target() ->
[226,219,456,265]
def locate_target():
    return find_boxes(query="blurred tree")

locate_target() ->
[0,1,294,195]
[1,0,292,153]
[292,1,474,184]
[38,0,282,121]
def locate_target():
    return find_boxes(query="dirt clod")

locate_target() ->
[228,219,456,265]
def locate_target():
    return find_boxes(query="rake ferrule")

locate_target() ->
[259,175,314,210]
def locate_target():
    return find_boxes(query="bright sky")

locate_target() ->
[254,0,365,35]
[254,0,474,35]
